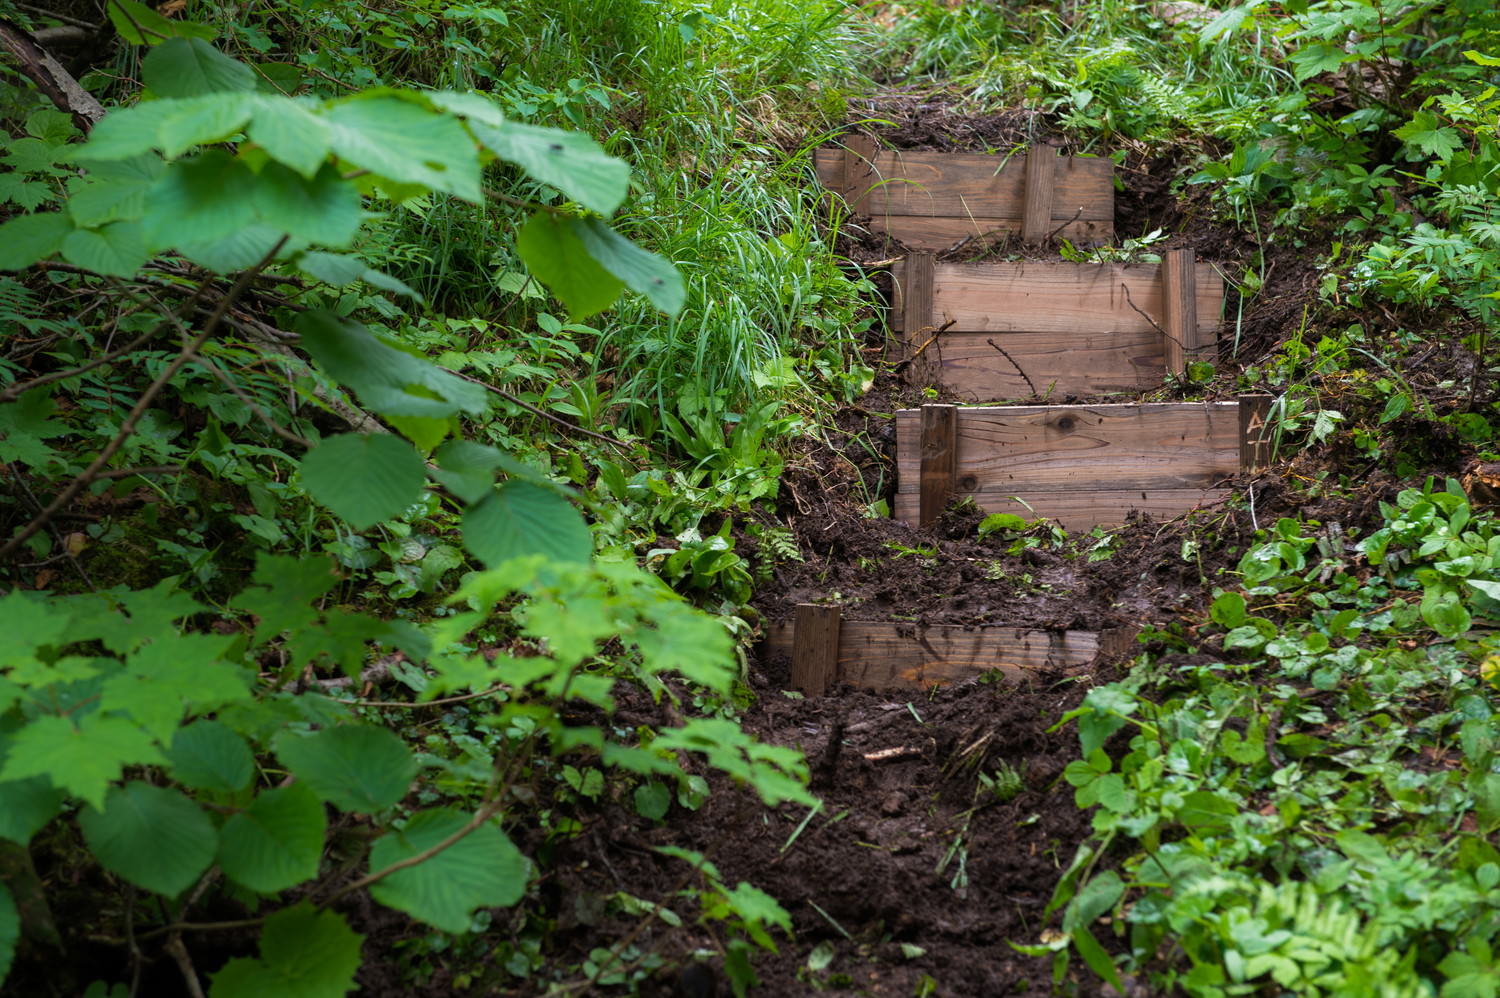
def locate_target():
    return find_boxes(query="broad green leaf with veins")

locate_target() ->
[218,783,326,893]
[467,119,629,214]
[515,211,623,318]
[0,715,164,810]
[367,808,528,932]
[323,96,481,202]
[273,724,417,813]
[143,37,257,98]
[299,434,427,530]
[209,903,362,998]
[79,782,217,896]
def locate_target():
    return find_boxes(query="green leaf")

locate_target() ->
[1199,1,1257,42]
[156,94,256,156]
[75,102,180,161]
[299,434,426,530]
[1469,579,1500,601]
[0,212,73,271]
[61,221,148,277]
[143,150,257,250]
[1210,591,1248,628]
[251,162,361,247]
[516,211,623,319]
[1072,926,1125,991]
[467,119,629,215]
[0,714,165,810]
[219,783,326,893]
[143,38,256,98]
[463,482,592,566]
[106,0,217,45]
[296,310,486,419]
[367,808,528,932]
[323,96,480,202]
[79,782,217,896]
[1288,42,1348,81]
[247,98,331,179]
[209,903,362,998]
[0,778,66,844]
[178,223,291,273]
[273,724,417,813]
[168,720,255,793]
[1393,111,1463,162]
[1067,870,1124,929]
[69,154,164,227]
[0,883,15,986]
[634,782,671,820]
[571,218,685,315]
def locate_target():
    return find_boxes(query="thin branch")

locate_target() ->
[0,240,287,562]
[443,367,637,452]
[1120,282,1185,349]
[985,338,1038,396]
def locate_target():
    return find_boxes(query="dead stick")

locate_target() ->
[985,338,1038,396]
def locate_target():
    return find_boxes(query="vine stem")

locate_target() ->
[0,239,286,562]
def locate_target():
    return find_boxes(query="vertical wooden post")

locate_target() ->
[1239,393,1274,471]
[899,251,937,384]
[1162,248,1198,376]
[1022,144,1057,244]
[840,134,877,210]
[791,603,841,696]
[918,404,957,528]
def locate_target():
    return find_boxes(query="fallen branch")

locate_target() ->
[0,18,104,133]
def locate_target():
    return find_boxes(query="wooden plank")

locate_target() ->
[1239,393,1274,471]
[791,604,841,696]
[839,134,877,205]
[919,404,957,527]
[926,329,1166,400]
[897,402,1240,493]
[766,619,1104,689]
[1022,145,1057,243]
[864,214,1111,251]
[833,150,1113,220]
[892,487,1232,531]
[1162,248,1198,375]
[897,252,936,381]
[892,261,1223,336]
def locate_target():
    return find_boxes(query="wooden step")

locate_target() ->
[767,604,1137,695]
[892,252,1222,395]
[895,397,1272,530]
[814,138,1114,250]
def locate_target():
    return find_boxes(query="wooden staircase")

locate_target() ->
[777,136,1270,695]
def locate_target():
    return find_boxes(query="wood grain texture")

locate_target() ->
[897,253,936,381]
[791,604,840,696]
[1022,145,1057,242]
[924,329,1166,400]
[894,401,1241,529]
[919,404,957,526]
[891,261,1224,336]
[1162,248,1199,374]
[1239,393,1274,471]
[862,215,1111,251]
[766,620,1128,689]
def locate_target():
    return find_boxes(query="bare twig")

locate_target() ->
[985,338,1038,396]
[162,934,206,998]
[0,240,287,562]
[0,17,104,132]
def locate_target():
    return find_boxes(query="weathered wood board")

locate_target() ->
[894,400,1261,529]
[814,140,1114,250]
[766,611,1137,694]
[892,256,1224,397]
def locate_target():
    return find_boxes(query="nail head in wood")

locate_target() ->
[918,403,958,528]
[791,603,841,696]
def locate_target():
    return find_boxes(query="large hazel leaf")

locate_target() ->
[463,481,592,567]
[515,211,622,319]
[68,154,164,227]
[299,434,426,530]
[168,720,254,794]
[0,212,74,271]
[61,221,147,278]
[143,150,257,250]
[368,808,528,932]
[467,119,628,215]
[156,94,256,156]
[273,724,417,814]
[323,96,480,202]
[143,38,256,98]
[218,783,326,893]
[572,217,685,315]
[209,903,362,998]
[251,162,361,247]
[79,782,217,896]
[0,778,66,845]
[107,0,216,45]
[247,97,331,179]
[0,714,164,810]
[295,310,486,418]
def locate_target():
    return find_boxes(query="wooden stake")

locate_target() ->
[1239,394,1274,471]
[840,134,877,210]
[791,603,841,696]
[918,404,957,528]
[1022,145,1057,244]
[1161,248,1198,376]
[898,252,937,383]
